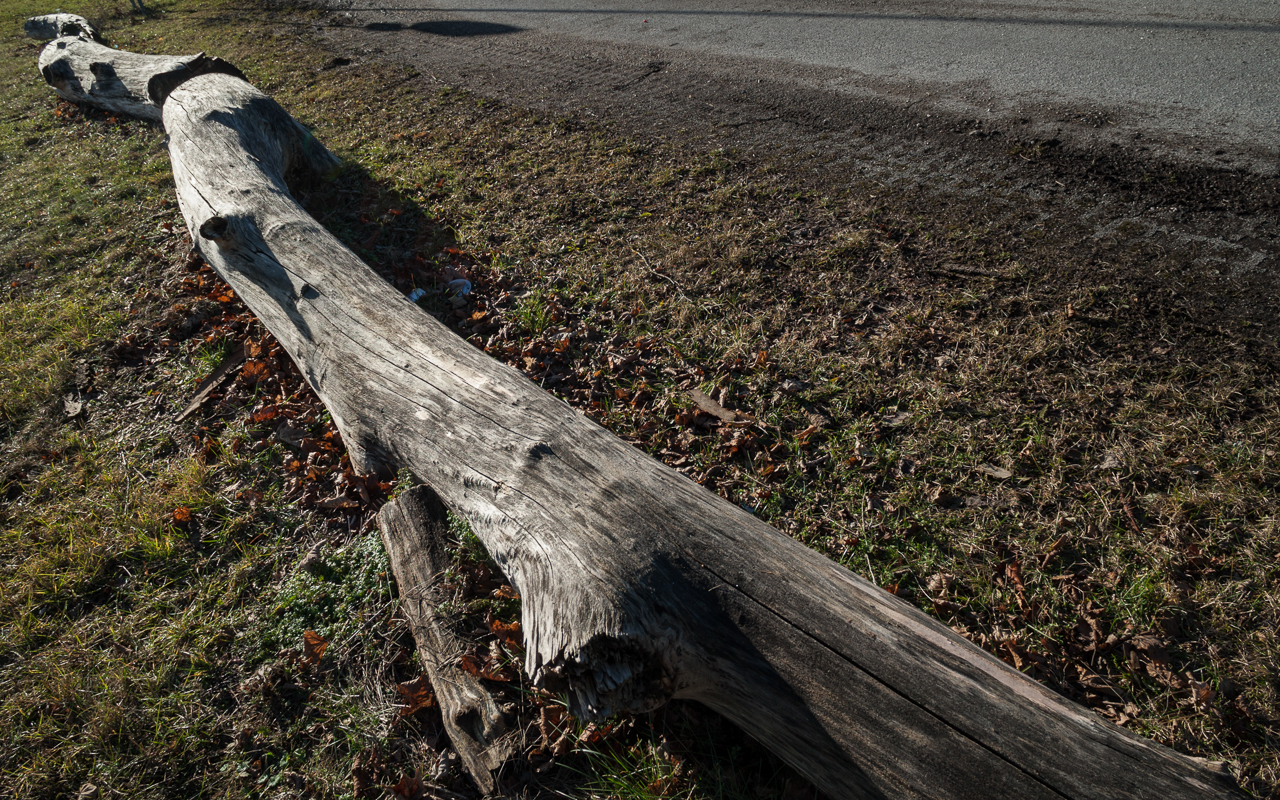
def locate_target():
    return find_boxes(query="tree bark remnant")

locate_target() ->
[32,27,1246,800]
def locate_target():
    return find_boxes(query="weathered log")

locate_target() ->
[35,32,1247,800]
[24,13,103,43]
[34,32,242,121]
[379,486,516,795]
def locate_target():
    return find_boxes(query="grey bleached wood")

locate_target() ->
[378,486,514,795]
[24,13,103,43]
[160,73,1246,800]
[36,34,242,122]
[38,35,1247,800]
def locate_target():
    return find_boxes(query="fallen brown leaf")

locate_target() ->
[395,675,436,717]
[303,630,328,665]
[976,463,1013,480]
[389,774,425,799]
[687,388,737,422]
[489,617,523,649]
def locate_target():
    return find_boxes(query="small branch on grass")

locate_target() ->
[631,246,689,302]
[1120,491,1144,536]
[379,486,516,796]
[176,343,246,422]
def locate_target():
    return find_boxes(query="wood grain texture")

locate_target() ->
[36,34,242,121]
[378,486,515,795]
[24,13,102,43]
[40,41,1248,800]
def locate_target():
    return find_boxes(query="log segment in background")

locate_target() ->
[29,14,242,122]
[31,20,1246,800]
[24,12,102,43]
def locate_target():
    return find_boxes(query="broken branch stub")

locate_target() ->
[33,25,1249,800]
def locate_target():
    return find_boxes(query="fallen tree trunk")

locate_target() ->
[33,29,1246,800]
[24,13,103,43]
[30,15,242,122]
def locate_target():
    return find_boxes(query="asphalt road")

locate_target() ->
[317,0,1279,287]
[328,0,1279,169]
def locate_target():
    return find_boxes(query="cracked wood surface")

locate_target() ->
[34,31,1248,800]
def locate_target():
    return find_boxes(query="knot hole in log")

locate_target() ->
[199,215,229,241]
[525,442,554,462]
[86,60,124,93]
[556,634,676,719]
[40,56,77,93]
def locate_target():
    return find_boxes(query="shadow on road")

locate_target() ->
[347,6,1280,34]
[364,19,522,35]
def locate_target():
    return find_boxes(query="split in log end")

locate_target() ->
[534,631,675,722]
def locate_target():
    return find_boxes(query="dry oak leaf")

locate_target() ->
[395,675,436,717]
[976,463,1013,480]
[489,615,523,646]
[926,572,957,595]
[239,359,271,383]
[491,584,519,600]
[352,765,375,798]
[303,630,328,665]
[458,651,516,682]
[1125,634,1171,672]
[1189,677,1217,710]
[389,774,426,800]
